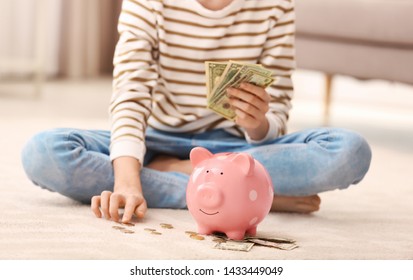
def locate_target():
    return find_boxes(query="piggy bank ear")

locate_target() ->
[231,153,255,176]
[190,147,213,168]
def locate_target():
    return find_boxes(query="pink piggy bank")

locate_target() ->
[186,147,274,240]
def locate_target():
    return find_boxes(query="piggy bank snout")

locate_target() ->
[196,184,223,209]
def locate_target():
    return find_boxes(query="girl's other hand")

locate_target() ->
[227,82,270,140]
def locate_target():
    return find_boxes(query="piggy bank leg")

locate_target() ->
[197,225,214,235]
[246,226,257,237]
[225,230,246,240]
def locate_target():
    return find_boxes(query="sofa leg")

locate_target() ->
[323,73,333,126]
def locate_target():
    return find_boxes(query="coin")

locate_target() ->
[144,228,156,232]
[115,221,134,226]
[161,224,174,229]
[121,229,135,234]
[185,231,198,235]
[118,222,135,227]
[112,226,125,230]
[190,234,205,240]
[212,237,226,243]
[160,223,173,229]
[151,231,162,235]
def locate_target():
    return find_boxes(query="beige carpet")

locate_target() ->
[1,71,412,259]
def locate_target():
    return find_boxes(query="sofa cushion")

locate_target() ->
[296,0,413,47]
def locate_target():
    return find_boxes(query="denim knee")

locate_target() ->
[22,128,114,203]
[275,128,371,196]
[21,128,86,201]
[342,129,372,184]
[324,128,372,190]
[22,129,67,189]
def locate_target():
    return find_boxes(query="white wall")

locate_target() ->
[0,0,62,78]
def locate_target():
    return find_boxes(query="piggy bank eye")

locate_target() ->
[220,172,224,175]
[206,170,209,173]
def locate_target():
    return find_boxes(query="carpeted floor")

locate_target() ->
[1,71,412,259]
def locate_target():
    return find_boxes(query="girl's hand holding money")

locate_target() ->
[227,82,270,141]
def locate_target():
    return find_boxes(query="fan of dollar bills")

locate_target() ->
[205,61,274,120]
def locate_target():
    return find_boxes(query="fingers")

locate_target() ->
[122,195,144,223]
[228,89,263,128]
[227,83,270,129]
[122,199,137,223]
[91,196,102,218]
[100,190,112,220]
[135,200,148,219]
[91,191,121,221]
[109,193,124,222]
[228,90,268,110]
[90,191,147,223]
[227,85,269,114]
[230,96,262,117]
[239,82,270,103]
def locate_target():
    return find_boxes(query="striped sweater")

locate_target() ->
[110,0,295,163]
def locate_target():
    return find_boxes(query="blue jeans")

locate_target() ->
[21,127,371,208]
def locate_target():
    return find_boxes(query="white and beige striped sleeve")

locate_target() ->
[109,0,158,164]
[249,0,295,143]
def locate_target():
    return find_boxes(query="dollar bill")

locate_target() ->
[213,240,255,252]
[206,61,254,103]
[247,238,299,251]
[210,66,273,105]
[212,233,298,251]
[205,61,274,120]
[209,61,244,99]
[208,68,274,119]
[205,61,228,99]
[245,236,296,244]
